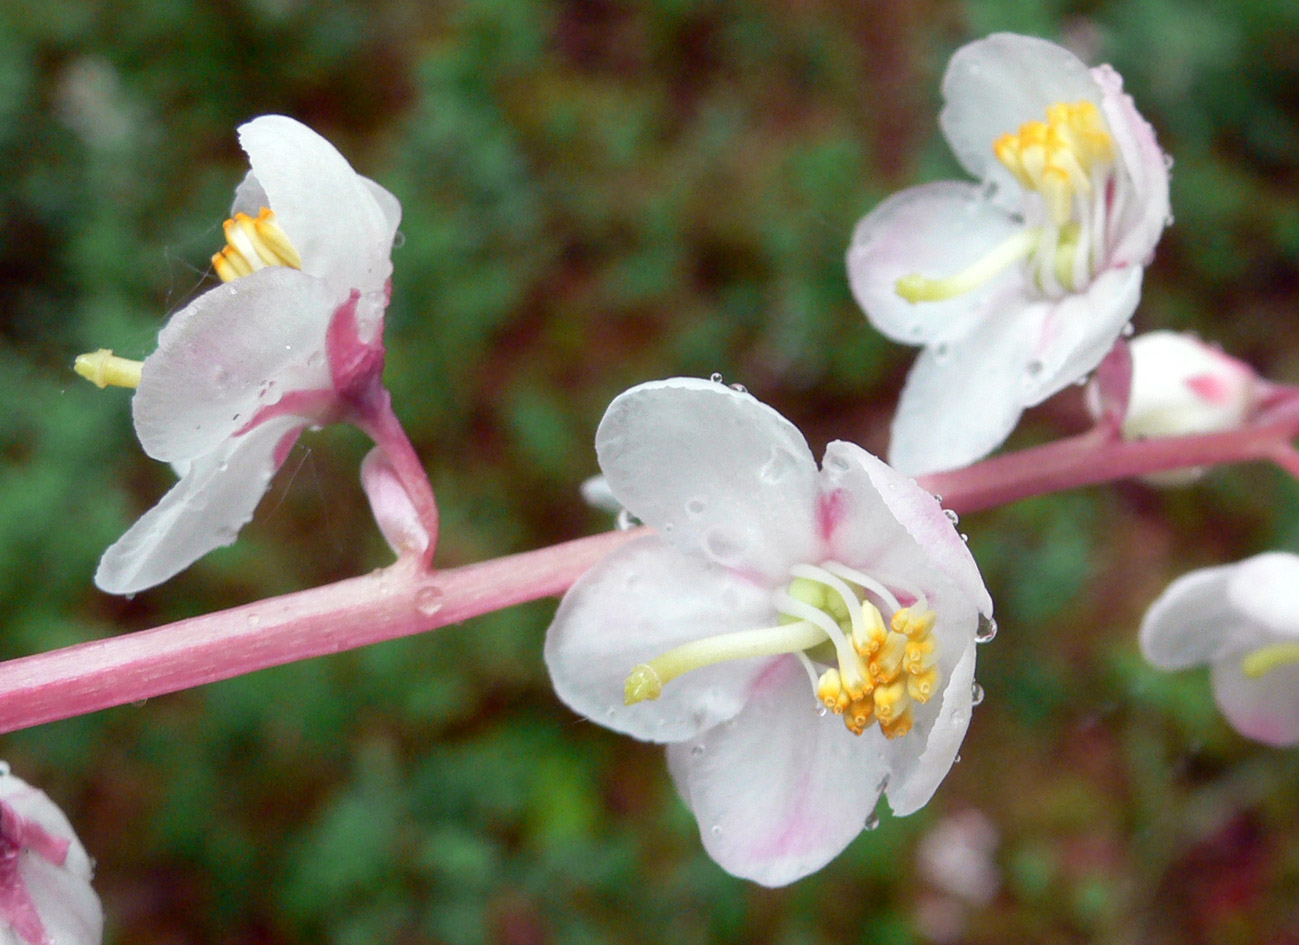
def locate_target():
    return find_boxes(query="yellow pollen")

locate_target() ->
[880,706,915,740]
[873,677,910,723]
[73,348,143,389]
[212,207,303,283]
[817,668,851,714]
[1241,642,1299,679]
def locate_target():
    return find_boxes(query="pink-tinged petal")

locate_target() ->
[0,773,101,945]
[847,181,1024,346]
[666,656,890,887]
[940,34,1102,191]
[1210,657,1299,747]
[886,638,976,815]
[1139,564,1240,670]
[237,115,397,299]
[1092,64,1170,268]
[820,441,991,619]
[1225,553,1299,640]
[1024,266,1143,404]
[95,416,304,594]
[887,303,1043,476]
[133,267,335,463]
[545,537,777,743]
[360,448,429,559]
[595,379,819,582]
[1084,338,1133,429]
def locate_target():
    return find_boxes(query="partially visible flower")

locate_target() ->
[916,809,1000,906]
[1141,552,1299,746]
[79,115,401,594]
[848,33,1170,476]
[545,378,992,886]
[0,767,102,945]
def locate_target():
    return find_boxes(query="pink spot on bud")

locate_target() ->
[1185,373,1231,404]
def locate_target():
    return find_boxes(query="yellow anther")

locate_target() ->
[903,637,939,674]
[853,602,889,657]
[868,631,908,684]
[1042,164,1074,227]
[817,668,850,714]
[873,677,910,723]
[212,207,302,283]
[906,667,940,704]
[624,664,663,704]
[74,348,143,390]
[880,705,915,740]
[843,696,875,735]
[891,607,936,640]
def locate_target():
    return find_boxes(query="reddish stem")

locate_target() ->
[0,529,641,735]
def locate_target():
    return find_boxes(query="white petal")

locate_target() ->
[1210,657,1299,747]
[1138,563,1240,669]
[595,378,820,581]
[940,34,1101,190]
[1120,332,1259,440]
[544,537,777,743]
[1022,266,1143,405]
[1092,64,1170,268]
[0,772,102,945]
[847,181,1024,346]
[133,266,335,463]
[885,638,976,815]
[820,441,991,619]
[1224,552,1299,638]
[95,416,304,594]
[237,115,397,298]
[887,303,1044,475]
[666,656,890,886]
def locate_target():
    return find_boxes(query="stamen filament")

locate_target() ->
[624,620,829,704]
[1241,642,1299,679]
[820,562,903,614]
[74,349,143,389]
[895,228,1041,303]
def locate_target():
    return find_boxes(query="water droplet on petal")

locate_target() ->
[954,753,962,764]
[951,709,968,728]
[131,698,148,708]
[934,342,951,362]
[816,705,828,718]
[970,681,985,706]
[615,509,641,531]
[944,509,959,524]
[246,613,261,628]
[392,230,407,249]
[729,382,747,393]
[760,449,798,484]
[415,586,443,617]
[686,498,706,516]
[1121,322,1135,338]
[975,615,998,644]
[1026,359,1044,377]
[691,744,705,757]
[709,372,725,384]
[864,811,880,831]
[710,824,723,836]
[705,528,744,563]
[960,532,969,543]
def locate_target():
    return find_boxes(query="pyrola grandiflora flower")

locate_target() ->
[848,33,1170,475]
[79,115,401,594]
[545,378,993,885]
[1141,552,1299,746]
[0,767,102,945]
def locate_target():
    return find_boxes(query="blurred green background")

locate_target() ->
[3,0,1299,942]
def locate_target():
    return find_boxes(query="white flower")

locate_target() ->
[1141,552,1299,746]
[544,378,992,886]
[847,33,1170,476]
[1089,331,1261,440]
[91,115,401,594]
[0,767,102,945]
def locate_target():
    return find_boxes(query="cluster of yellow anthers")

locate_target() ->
[993,100,1115,228]
[211,208,302,283]
[794,576,940,740]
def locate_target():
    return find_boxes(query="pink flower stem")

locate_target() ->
[924,398,1299,514]
[356,398,440,567]
[0,529,642,735]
